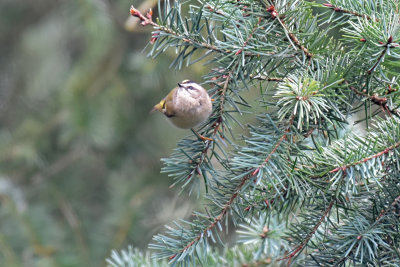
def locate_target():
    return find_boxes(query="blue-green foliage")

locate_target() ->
[109,0,400,266]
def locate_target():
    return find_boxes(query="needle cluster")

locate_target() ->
[108,0,400,266]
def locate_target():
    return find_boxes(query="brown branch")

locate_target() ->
[303,127,316,139]
[375,195,400,223]
[329,140,400,174]
[206,4,229,17]
[130,6,227,53]
[367,36,393,74]
[286,31,313,59]
[334,194,400,265]
[172,174,250,258]
[278,199,335,262]
[347,82,400,118]
[308,139,400,180]
[130,5,271,57]
[244,198,271,212]
[323,3,377,21]
[265,5,313,58]
[251,115,294,178]
[219,71,232,115]
[169,116,295,261]
[249,74,283,82]
[235,17,263,55]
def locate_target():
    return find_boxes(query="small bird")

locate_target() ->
[152,80,213,141]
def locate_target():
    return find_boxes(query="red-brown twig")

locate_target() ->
[347,83,400,118]
[169,173,250,260]
[303,127,316,138]
[130,5,227,54]
[323,3,377,21]
[367,36,393,74]
[329,140,400,174]
[252,133,289,177]
[235,17,263,55]
[375,195,400,222]
[130,5,275,57]
[334,194,400,265]
[250,74,283,82]
[265,5,313,58]
[168,116,294,261]
[279,199,335,263]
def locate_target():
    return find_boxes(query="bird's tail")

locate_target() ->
[150,99,165,113]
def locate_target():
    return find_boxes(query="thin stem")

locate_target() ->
[130,5,226,53]
[303,127,316,138]
[375,195,400,223]
[367,47,389,74]
[279,199,335,262]
[347,82,400,118]
[308,140,400,180]
[323,3,378,22]
[334,194,400,265]
[235,17,263,55]
[250,74,283,82]
[130,5,273,57]
[262,4,313,58]
[329,140,400,174]
[169,116,295,260]
[176,173,250,256]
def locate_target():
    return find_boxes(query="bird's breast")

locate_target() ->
[168,93,212,129]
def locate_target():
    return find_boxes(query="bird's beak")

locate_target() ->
[177,83,182,87]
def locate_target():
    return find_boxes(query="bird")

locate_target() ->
[152,80,213,141]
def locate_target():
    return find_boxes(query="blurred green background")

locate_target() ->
[0,0,205,266]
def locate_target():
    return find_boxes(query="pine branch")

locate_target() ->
[264,4,313,58]
[279,199,335,263]
[303,117,400,182]
[301,171,400,266]
[130,4,283,58]
[218,70,232,119]
[333,193,400,266]
[251,115,294,177]
[347,81,400,118]
[375,195,400,223]
[235,17,263,56]
[367,36,394,74]
[249,74,283,82]
[130,5,226,54]
[329,140,400,174]
[116,1,400,266]
[152,114,296,263]
[322,3,376,21]
[167,117,294,261]
[168,174,251,261]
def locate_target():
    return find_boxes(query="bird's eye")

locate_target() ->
[188,86,194,90]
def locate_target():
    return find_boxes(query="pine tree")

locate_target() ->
[108,0,400,266]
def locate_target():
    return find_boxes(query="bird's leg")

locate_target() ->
[191,128,213,142]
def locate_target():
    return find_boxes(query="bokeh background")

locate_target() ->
[0,0,205,266]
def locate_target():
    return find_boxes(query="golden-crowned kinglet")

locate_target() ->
[152,80,213,140]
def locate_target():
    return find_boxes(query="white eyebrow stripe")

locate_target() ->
[185,83,200,88]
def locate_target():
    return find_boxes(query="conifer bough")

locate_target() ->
[108,0,400,266]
